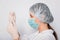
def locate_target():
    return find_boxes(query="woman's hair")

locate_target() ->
[47,24,58,40]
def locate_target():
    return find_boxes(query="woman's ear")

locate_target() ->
[35,17,40,23]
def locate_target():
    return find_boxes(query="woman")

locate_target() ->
[7,3,58,40]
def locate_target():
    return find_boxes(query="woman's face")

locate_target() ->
[29,12,47,30]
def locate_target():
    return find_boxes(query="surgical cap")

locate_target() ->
[29,3,54,23]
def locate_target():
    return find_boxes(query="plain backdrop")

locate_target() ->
[0,0,60,40]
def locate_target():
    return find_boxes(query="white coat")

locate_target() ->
[21,29,56,40]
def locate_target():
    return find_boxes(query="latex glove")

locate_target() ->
[7,12,20,40]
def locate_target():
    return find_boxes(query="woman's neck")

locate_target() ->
[38,23,49,32]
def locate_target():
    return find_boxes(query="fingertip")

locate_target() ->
[9,12,15,16]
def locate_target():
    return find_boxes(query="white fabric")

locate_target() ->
[21,29,56,40]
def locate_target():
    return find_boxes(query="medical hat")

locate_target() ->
[29,3,54,23]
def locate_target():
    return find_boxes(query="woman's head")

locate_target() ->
[29,3,54,24]
[28,3,58,40]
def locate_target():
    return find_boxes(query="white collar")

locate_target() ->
[37,29,54,34]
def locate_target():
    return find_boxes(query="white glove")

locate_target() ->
[7,12,20,40]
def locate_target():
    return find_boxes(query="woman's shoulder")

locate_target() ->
[38,29,56,40]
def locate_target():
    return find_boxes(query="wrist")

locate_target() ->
[13,32,20,40]
[13,34,20,40]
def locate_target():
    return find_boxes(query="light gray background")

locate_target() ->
[0,0,60,40]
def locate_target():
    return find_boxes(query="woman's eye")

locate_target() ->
[30,14,33,18]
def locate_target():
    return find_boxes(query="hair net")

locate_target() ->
[29,3,54,23]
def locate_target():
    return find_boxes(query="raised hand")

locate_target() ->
[7,12,20,40]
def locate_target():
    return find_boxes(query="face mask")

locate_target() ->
[28,18,39,29]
